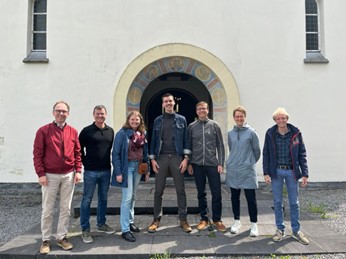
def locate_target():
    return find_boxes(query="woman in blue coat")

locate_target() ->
[111,111,149,242]
[226,106,261,237]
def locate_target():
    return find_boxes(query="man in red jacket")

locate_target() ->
[33,101,82,254]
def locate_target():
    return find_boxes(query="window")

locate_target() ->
[304,0,328,63]
[23,0,48,63]
[33,0,47,51]
[305,0,318,51]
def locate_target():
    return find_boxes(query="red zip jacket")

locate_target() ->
[33,122,82,177]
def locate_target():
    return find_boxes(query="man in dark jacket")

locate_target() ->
[148,93,192,233]
[188,101,226,232]
[263,107,309,245]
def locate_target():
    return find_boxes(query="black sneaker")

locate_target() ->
[122,231,136,242]
[130,223,140,232]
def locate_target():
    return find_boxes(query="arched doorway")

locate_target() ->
[141,72,212,142]
[113,43,240,151]
[125,56,230,142]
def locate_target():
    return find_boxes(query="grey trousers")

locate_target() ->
[153,154,188,220]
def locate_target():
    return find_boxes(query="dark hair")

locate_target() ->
[161,93,174,101]
[93,105,107,114]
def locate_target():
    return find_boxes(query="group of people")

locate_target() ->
[33,93,310,255]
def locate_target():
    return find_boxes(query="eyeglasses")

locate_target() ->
[54,109,68,114]
[197,107,208,111]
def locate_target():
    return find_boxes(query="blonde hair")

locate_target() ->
[233,106,246,117]
[123,111,146,132]
[272,107,289,120]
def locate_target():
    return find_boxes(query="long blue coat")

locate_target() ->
[226,123,261,189]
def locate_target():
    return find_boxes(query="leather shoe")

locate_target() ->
[121,231,136,242]
[196,220,209,231]
[213,221,227,232]
[180,219,192,233]
[130,223,140,232]
[148,219,160,233]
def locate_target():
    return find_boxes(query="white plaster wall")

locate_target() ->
[0,0,345,182]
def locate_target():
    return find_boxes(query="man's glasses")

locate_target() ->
[54,109,68,114]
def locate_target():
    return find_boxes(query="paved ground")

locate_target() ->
[0,179,345,258]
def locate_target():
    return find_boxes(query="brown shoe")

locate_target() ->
[196,220,209,231]
[213,221,227,232]
[180,219,192,233]
[57,237,73,250]
[148,219,160,233]
[40,240,50,254]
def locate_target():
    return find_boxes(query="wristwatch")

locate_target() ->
[184,155,189,160]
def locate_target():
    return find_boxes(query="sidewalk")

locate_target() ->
[1,179,345,258]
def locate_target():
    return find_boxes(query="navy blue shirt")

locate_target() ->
[275,129,292,166]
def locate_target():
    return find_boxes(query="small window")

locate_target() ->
[305,0,319,51]
[23,0,48,63]
[304,0,328,63]
[33,0,47,51]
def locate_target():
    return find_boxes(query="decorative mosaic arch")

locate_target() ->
[126,56,228,133]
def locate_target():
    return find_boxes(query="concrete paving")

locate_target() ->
[1,179,345,258]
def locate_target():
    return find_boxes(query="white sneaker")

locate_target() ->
[230,220,241,234]
[250,222,258,237]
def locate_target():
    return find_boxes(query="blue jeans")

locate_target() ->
[192,164,222,222]
[80,170,111,231]
[272,168,300,233]
[120,161,141,233]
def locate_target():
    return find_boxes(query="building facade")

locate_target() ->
[0,0,345,182]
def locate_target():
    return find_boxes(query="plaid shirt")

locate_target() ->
[275,129,292,166]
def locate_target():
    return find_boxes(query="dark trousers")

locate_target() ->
[230,187,258,223]
[192,164,222,222]
[153,154,187,220]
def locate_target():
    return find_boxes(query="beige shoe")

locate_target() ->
[57,237,73,250]
[292,231,309,245]
[39,240,50,254]
[213,221,227,232]
[180,219,192,233]
[272,229,285,242]
[196,220,209,231]
[148,219,160,233]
